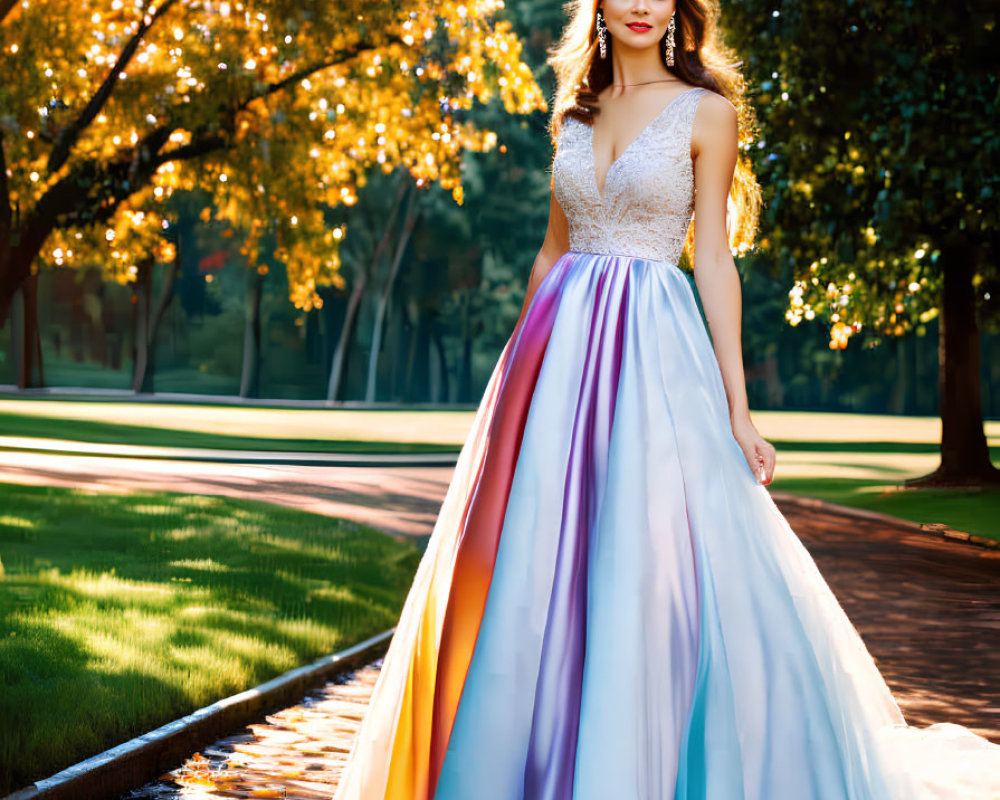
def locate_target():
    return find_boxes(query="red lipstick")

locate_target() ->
[626,22,653,32]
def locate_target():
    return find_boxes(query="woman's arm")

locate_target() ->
[514,178,570,329]
[690,94,776,485]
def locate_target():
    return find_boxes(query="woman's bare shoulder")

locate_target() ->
[693,87,737,118]
[691,89,738,157]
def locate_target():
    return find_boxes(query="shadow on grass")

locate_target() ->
[0,482,420,795]
[2,408,997,463]
[0,411,462,454]
[770,440,1000,458]
[769,476,1000,542]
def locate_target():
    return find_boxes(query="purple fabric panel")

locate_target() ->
[522,258,629,800]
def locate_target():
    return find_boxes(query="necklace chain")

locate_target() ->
[612,78,681,88]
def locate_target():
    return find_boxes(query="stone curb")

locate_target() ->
[1,628,395,800]
[770,491,998,550]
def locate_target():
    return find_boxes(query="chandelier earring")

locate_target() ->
[596,9,608,59]
[665,12,676,66]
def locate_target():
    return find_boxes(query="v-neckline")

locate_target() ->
[589,86,699,203]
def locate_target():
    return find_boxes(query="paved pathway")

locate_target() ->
[122,662,384,800]
[0,451,452,538]
[774,498,998,741]
[1,451,997,799]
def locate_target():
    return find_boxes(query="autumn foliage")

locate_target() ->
[0,0,546,319]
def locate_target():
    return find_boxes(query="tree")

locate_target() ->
[0,0,546,354]
[723,0,999,485]
[365,181,421,403]
[324,166,412,402]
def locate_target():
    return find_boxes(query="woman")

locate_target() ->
[334,1,1000,798]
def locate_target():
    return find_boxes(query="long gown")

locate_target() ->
[333,86,1000,799]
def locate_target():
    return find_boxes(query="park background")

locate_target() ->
[0,0,997,796]
[3,1,998,424]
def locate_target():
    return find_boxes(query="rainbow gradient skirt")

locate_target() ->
[333,250,1000,800]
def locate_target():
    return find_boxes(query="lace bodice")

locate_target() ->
[552,86,709,265]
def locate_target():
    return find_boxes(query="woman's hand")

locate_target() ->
[731,415,776,485]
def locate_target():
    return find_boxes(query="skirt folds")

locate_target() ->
[333,251,1000,800]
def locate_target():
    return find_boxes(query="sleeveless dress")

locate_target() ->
[333,86,1000,800]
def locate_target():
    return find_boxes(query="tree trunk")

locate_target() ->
[329,170,409,403]
[888,334,909,415]
[14,272,44,389]
[390,297,413,401]
[365,186,419,403]
[460,335,472,403]
[130,259,153,392]
[131,255,179,394]
[0,226,48,332]
[430,327,449,403]
[240,268,263,399]
[908,241,999,486]
[764,352,783,407]
[2,209,59,333]
[327,271,366,402]
[458,294,472,402]
[145,247,179,391]
[405,304,431,403]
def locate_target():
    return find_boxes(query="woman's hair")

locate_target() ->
[547,0,761,260]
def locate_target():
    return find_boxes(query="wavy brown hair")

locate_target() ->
[547,0,761,261]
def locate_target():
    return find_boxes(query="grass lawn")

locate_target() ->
[739,413,999,542]
[0,399,468,453]
[0,399,995,454]
[768,477,1000,542]
[0,482,420,796]
[1,398,997,539]
[0,403,996,790]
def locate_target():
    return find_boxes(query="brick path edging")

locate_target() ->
[1,628,395,800]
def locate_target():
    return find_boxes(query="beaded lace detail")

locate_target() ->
[552,86,708,265]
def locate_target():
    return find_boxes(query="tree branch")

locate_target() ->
[0,0,18,25]
[153,131,229,167]
[0,130,10,238]
[65,131,228,229]
[47,0,180,174]
[234,35,401,114]
[25,31,407,272]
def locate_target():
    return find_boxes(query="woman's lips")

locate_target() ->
[626,22,653,32]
